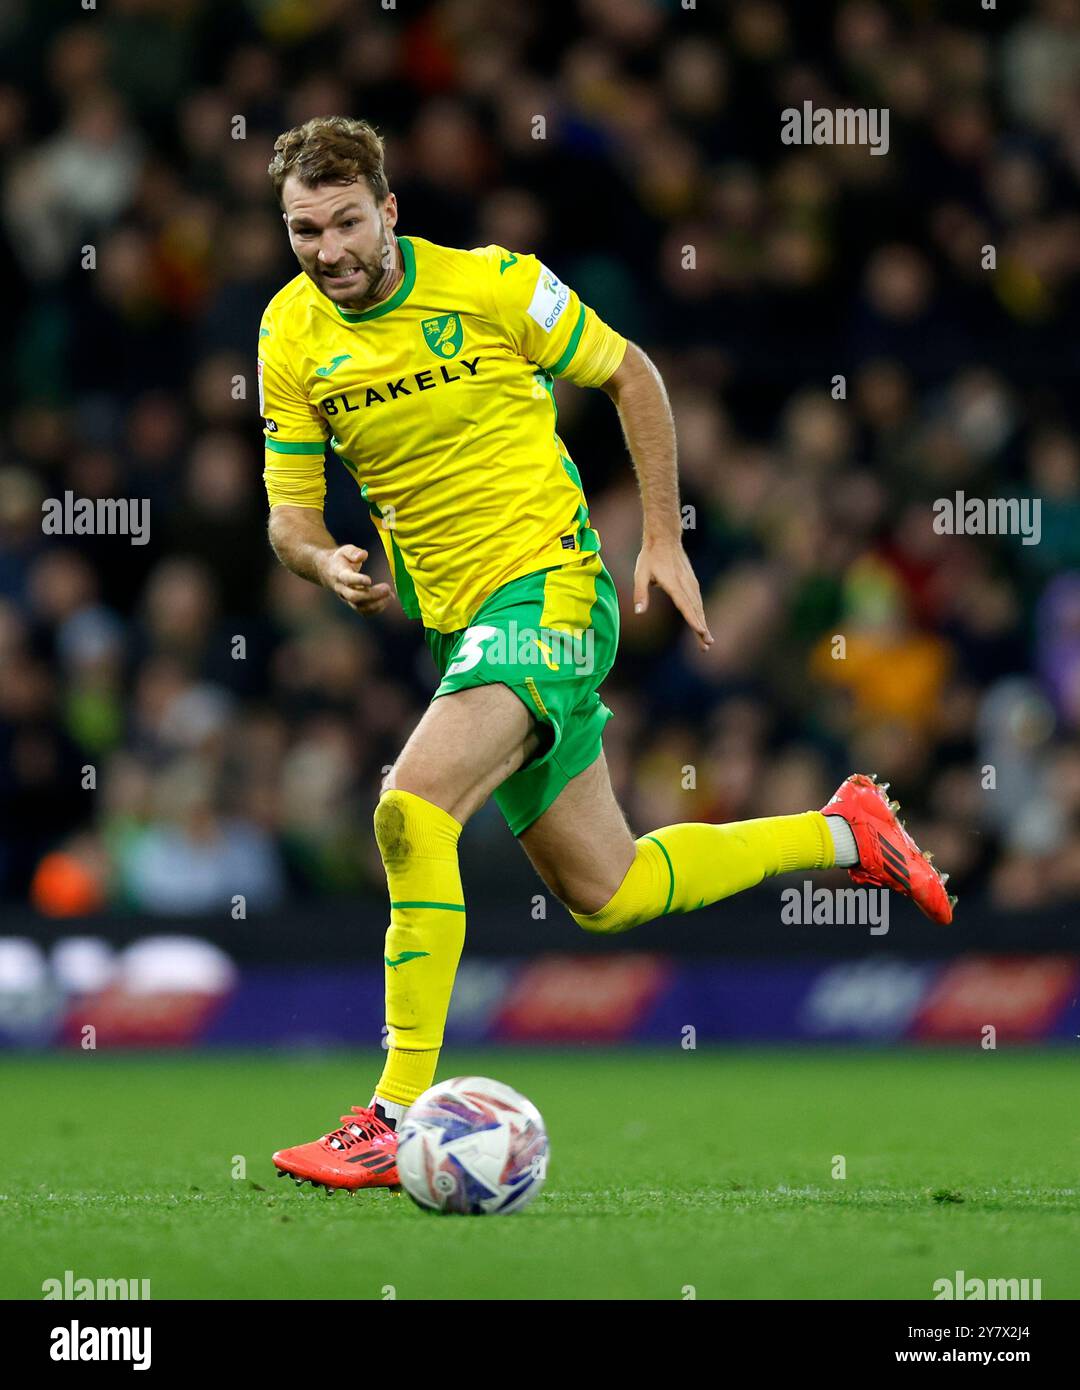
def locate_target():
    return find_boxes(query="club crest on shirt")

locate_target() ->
[421,312,463,359]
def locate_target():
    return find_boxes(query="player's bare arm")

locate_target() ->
[600,342,714,650]
[267,504,392,615]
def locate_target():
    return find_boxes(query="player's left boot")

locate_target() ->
[821,773,956,924]
[272,1105,399,1191]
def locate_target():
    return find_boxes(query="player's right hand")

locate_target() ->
[317,545,393,615]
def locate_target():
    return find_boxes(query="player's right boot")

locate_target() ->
[273,1105,399,1191]
[821,773,956,924]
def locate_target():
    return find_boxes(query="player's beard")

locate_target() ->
[317,224,401,311]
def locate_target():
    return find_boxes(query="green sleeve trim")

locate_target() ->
[643,834,676,915]
[265,437,326,454]
[547,302,587,377]
[390,900,465,912]
[335,236,417,323]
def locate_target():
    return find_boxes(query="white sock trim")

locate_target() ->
[825,815,859,868]
[372,1096,409,1124]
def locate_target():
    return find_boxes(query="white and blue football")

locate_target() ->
[396,1076,549,1215]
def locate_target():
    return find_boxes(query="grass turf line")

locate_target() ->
[1,1048,1076,1300]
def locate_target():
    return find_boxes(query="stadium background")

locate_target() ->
[4,0,1080,1307]
[1,0,1079,1049]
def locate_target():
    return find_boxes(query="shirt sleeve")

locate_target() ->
[258,313,330,510]
[474,245,628,388]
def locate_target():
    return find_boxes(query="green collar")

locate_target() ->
[334,235,416,323]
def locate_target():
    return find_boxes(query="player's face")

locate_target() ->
[282,176,399,310]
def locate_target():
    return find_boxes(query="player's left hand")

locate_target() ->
[633,537,714,650]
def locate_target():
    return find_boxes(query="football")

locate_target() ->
[396,1076,549,1215]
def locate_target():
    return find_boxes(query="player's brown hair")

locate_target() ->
[268,116,390,207]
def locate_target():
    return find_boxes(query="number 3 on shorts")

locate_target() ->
[445,623,499,677]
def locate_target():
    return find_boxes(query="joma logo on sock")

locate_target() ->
[780,881,889,936]
[385,950,430,969]
[933,1270,1042,1300]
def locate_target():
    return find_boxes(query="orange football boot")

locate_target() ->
[821,773,956,925]
[273,1105,399,1192]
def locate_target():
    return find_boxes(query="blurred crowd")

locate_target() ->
[2,0,1080,917]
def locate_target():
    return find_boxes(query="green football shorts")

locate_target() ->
[424,552,620,835]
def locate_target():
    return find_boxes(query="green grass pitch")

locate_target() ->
[1,1047,1076,1300]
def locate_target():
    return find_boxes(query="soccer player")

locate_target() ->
[261,117,954,1191]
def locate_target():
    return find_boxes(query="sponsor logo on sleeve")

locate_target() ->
[526,265,570,333]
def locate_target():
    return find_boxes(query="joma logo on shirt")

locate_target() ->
[321,358,481,413]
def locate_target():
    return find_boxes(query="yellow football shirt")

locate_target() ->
[259,235,627,632]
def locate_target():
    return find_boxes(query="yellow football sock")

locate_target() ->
[570,812,834,934]
[372,789,465,1107]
